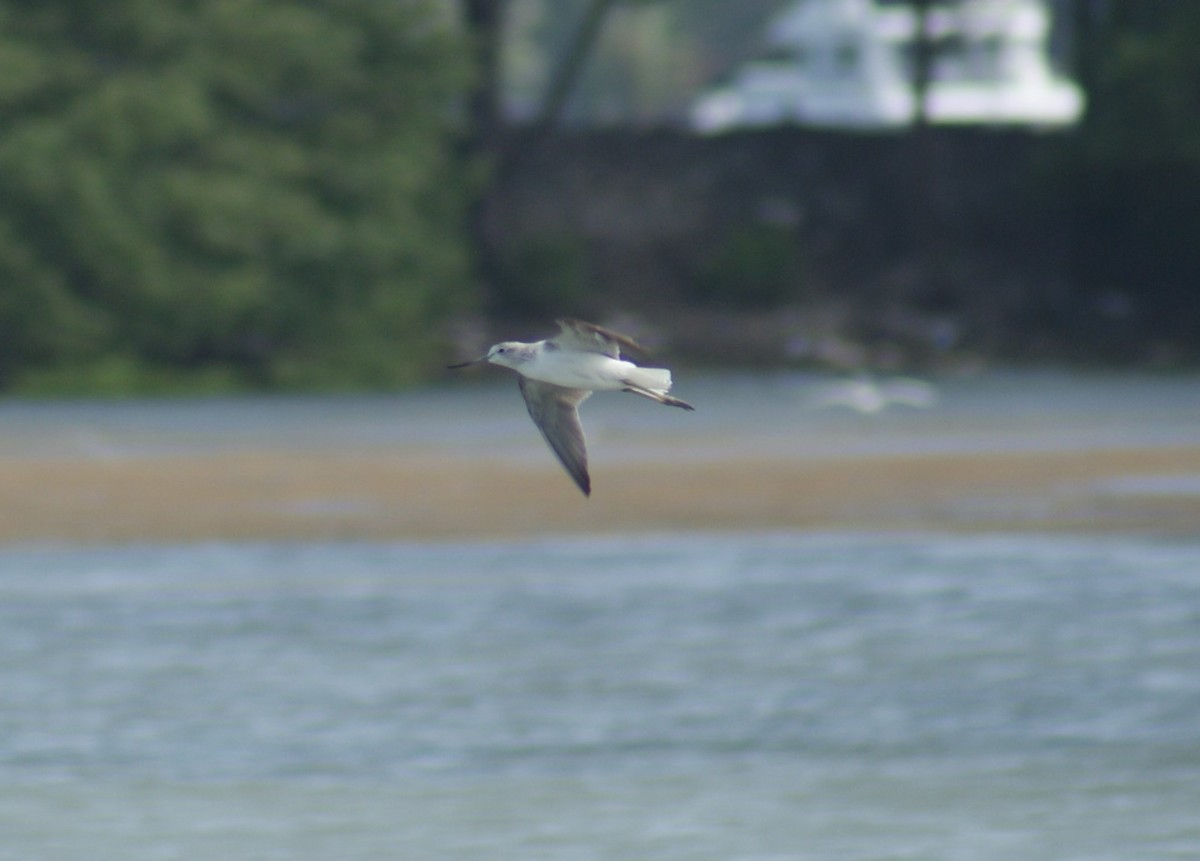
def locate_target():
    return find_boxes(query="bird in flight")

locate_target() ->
[809,374,938,415]
[449,319,694,496]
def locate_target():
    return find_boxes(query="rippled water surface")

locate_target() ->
[2,532,1198,860]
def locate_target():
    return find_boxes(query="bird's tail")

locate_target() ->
[625,366,672,394]
[622,367,695,410]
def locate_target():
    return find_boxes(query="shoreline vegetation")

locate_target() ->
[4,443,1199,545]
[5,6,1199,394]
[11,304,1200,400]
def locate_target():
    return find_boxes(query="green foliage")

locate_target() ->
[1056,1,1200,349]
[1085,3,1200,160]
[493,233,593,319]
[13,354,244,398]
[693,223,805,309]
[0,0,475,392]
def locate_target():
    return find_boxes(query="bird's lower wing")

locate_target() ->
[519,378,593,496]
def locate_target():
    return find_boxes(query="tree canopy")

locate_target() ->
[2,1,1198,390]
[1054,0,1200,350]
[0,0,472,392]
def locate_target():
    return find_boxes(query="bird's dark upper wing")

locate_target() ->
[518,377,593,496]
[551,319,645,360]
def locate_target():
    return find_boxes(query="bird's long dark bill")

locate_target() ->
[446,357,485,369]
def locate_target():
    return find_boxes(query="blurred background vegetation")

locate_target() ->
[0,0,1196,393]
[0,0,471,392]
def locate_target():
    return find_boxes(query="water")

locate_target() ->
[2,369,1199,463]
[2,532,1199,860]
[2,370,1199,857]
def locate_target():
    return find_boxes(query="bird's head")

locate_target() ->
[447,341,529,371]
[484,341,528,369]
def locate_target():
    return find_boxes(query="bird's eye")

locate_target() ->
[497,347,506,354]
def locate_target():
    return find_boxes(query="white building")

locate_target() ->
[690,0,1084,132]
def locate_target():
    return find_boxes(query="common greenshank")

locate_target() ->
[449,319,694,495]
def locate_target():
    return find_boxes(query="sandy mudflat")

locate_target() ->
[3,444,1199,544]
